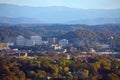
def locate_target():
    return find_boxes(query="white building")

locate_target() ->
[95,43,110,49]
[67,54,71,59]
[89,48,96,53]
[7,43,14,46]
[30,36,42,46]
[16,35,25,46]
[59,39,68,48]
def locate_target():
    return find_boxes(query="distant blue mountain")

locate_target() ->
[0,4,120,24]
[0,17,43,24]
[68,18,120,25]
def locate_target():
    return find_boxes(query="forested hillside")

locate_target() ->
[0,23,120,51]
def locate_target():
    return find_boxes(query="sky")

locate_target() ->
[0,0,120,9]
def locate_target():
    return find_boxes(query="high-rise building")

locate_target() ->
[16,35,25,46]
[48,37,58,45]
[30,36,42,46]
[59,39,69,48]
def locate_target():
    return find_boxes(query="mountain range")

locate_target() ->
[0,4,120,24]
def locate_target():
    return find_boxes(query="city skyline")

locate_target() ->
[0,0,120,9]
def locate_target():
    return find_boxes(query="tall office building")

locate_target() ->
[59,39,69,48]
[48,37,58,45]
[30,36,42,46]
[16,35,25,46]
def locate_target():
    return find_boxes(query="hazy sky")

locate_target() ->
[0,0,120,9]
